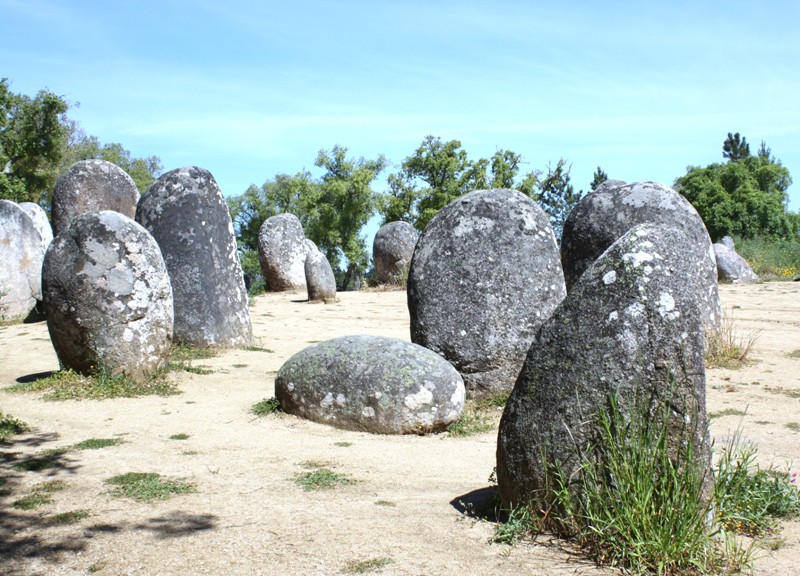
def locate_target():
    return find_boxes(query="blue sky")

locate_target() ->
[3,0,799,243]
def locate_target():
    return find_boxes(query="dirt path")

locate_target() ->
[1,284,798,575]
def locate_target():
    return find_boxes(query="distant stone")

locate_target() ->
[497,224,714,509]
[0,200,45,322]
[275,335,465,434]
[258,213,309,291]
[408,189,566,397]
[42,211,173,378]
[561,181,717,309]
[305,245,337,303]
[51,159,139,237]
[714,243,758,284]
[18,202,53,256]
[136,166,252,347]
[373,221,419,284]
[720,236,736,251]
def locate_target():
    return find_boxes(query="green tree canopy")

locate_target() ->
[0,78,69,204]
[676,142,796,240]
[722,132,751,162]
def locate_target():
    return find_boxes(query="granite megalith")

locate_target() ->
[0,200,46,322]
[304,245,337,303]
[714,243,758,284]
[19,202,54,257]
[497,224,714,509]
[258,213,309,292]
[42,211,173,378]
[275,335,465,434]
[136,166,252,348]
[560,181,717,306]
[51,159,139,237]
[408,188,566,397]
[373,221,419,284]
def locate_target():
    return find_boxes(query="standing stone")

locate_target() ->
[720,236,736,251]
[714,243,758,284]
[408,189,566,397]
[497,224,714,509]
[136,167,252,348]
[0,200,45,322]
[257,213,309,291]
[275,335,465,434]
[42,211,173,378]
[561,181,717,311]
[51,159,139,237]
[373,221,419,284]
[19,202,54,257]
[305,246,337,303]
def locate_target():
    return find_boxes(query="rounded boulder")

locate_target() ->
[275,335,465,434]
[304,245,337,303]
[42,211,173,378]
[257,213,309,291]
[373,221,418,284]
[51,159,139,237]
[408,189,566,397]
[0,200,45,322]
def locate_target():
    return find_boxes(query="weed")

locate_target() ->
[705,311,760,369]
[294,467,355,491]
[714,430,800,535]
[13,492,52,509]
[33,479,66,493]
[0,411,29,442]
[50,509,90,525]
[447,409,493,437]
[13,449,68,472]
[787,350,800,359]
[73,438,122,450]
[474,391,511,410]
[734,236,800,280]
[493,506,535,545]
[7,368,179,400]
[244,345,272,353]
[334,441,353,447]
[708,408,748,420]
[87,562,108,573]
[252,397,282,415]
[345,557,394,574]
[105,472,196,503]
[169,433,190,440]
[232,363,248,368]
[786,423,800,432]
[375,500,396,507]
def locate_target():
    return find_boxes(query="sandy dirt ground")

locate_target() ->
[1,283,798,576]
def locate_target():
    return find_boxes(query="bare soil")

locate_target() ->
[1,283,798,575]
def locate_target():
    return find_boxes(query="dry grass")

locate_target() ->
[706,311,760,369]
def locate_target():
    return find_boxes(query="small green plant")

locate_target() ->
[345,557,394,574]
[786,422,800,432]
[708,408,748,420]
[50,509,90,525]
[446,409,493,437]
[13,492,52,510]
[474,391,511,410]
[73,438,122,450]
[244,345,272,353]
[33,479,66,493]
[375,500,396,507]
[492,506,535,545]
[334,441,353,447]
[714,431,800,536]
[13,449,68,472]
[105,472,196,503]
[252,397,282,415]
[169,433,190,440]
[0,410,29,442]
[705,311,760,369]
[787,349,800,359]
[294,467,355,491]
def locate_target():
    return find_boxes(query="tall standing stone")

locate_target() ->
[497,224,714,509]
[257,213,309,291]
[19,202,54,257]
[136,167,252,347]
[51,159,139,237]
[0,200,45,322]
[408,189,566,397]
[42,211,173,378]
[305,245,337,303]
[373,221,419,284]
[560,181,717,316]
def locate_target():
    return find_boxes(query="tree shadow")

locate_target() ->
[134,511,218,539]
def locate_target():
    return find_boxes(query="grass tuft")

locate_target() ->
[49,509,90,525]
[169,433,190,441]
[7,368,179,400]
[345,557,395,574]
[0,411,29,442]
[73,438,122,450]
[447,408,493,437]
[705,311,760,369]
[252,397,282,416]
[105,472,196,503]
[294,467,355,491]
[13,492,52,510]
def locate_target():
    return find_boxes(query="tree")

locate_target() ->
[379,136,488,231]
[535,159,584,239]
[590,166,608,191]
[0,78,69,204]
[310,145,387,289]
[722,132,751,162]
[675,149,796,240]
